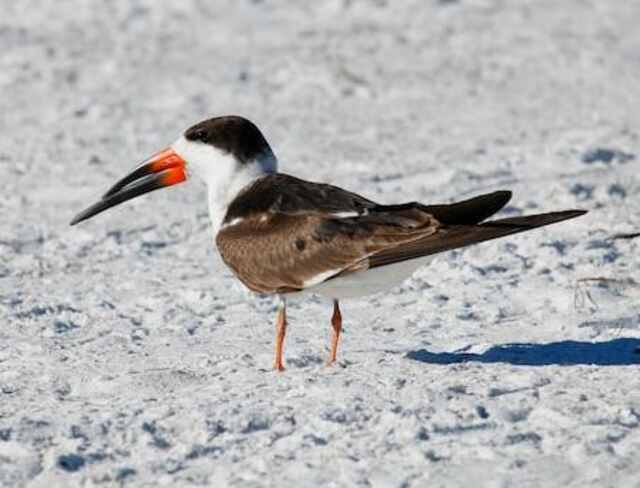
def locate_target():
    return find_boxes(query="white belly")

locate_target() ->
[307,256,433,299]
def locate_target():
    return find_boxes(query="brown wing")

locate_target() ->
[215,174,520,294]
[215,209,439,294]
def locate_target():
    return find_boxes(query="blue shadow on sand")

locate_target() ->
[407,338,640,366]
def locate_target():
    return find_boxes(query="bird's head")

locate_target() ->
[70,115,277,225]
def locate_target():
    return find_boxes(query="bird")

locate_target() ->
[71,115,587,371]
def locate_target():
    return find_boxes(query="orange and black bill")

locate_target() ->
[70,148,186,226]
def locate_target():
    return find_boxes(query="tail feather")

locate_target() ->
[420,190,513,225]
[374,190,513,226]
[369,209,586,269]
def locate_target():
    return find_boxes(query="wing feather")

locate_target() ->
[216,211,439,294]
[215,173,585,294]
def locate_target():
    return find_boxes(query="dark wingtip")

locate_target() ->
[485,208,588,229]
[553,209,588,221]
[69,212,87,226]
[493,190,513,211]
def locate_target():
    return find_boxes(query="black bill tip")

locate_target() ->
[70,148,187,227]
[70,168,185,226]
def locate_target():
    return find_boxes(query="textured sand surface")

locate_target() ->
[2,1,640,486]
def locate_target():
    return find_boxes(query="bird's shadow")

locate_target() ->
[406,337,640,366]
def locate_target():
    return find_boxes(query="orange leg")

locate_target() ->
[273,300,287,371]
[328,299,342,365]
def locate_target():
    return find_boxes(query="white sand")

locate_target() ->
[2,1,640,486]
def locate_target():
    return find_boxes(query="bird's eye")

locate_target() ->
[188,128,207,142]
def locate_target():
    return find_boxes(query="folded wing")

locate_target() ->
[215,174,584,294]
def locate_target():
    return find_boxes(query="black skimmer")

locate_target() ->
[71,115,587,371]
